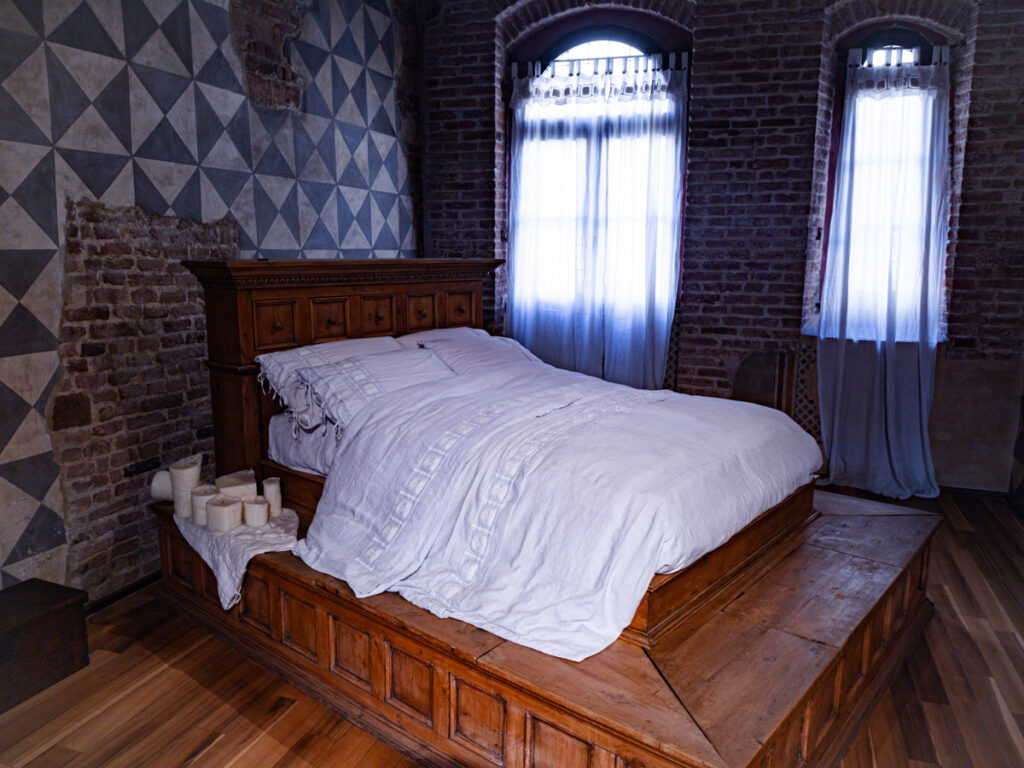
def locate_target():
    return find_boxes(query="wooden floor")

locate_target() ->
[0,587,418,768]
[0,489,1021,768]
[837,490,1024,768]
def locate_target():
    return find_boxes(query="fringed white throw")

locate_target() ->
[175,509,299,609]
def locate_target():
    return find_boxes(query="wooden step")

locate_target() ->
[153,495,941,767]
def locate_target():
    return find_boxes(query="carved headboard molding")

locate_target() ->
[184,258,506,291]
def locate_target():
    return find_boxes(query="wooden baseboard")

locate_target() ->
[84,572,161,615]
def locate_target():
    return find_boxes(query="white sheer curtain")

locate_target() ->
[507,54,687,389]
[817,47,950,498]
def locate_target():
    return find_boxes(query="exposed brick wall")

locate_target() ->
[394,0,425,255]
[421,0,1023,400]
[230,0,313,109]
[50,200,237,599]
[419,1,502,261]
[946,0,1024,362]
[673,0,823,395]
[420,0,696,330]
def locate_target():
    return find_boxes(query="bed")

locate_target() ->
[154,258,939,768]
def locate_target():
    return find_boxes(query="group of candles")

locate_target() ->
[154,455,283,533]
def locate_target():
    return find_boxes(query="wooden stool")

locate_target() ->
[1,578,88,713]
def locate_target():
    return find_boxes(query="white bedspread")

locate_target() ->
[293,362,821,660]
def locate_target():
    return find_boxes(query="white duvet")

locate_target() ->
[293,362,821,660]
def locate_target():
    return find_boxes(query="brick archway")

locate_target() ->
[488,0,696,329]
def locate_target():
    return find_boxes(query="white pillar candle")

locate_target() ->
[191,484,218,527]
[206,494,242,533]
[169,454,203,517]
[150,470,172,501]
[216,469,258,501]
[262,477,282,518]
[243,497,269,527]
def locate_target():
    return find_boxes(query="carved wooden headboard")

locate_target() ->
[184,259,503,524]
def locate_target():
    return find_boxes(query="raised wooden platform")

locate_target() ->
[260,457,819,650]
[156,492,939,768]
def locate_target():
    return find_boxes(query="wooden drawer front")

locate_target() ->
[360,295,397,335]
[450,676,506,765]
[407,292,440,332]
[254,301,297,349]
[446,290,475,327]
[311,297,350,341]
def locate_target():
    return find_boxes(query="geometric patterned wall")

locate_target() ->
[0,0,414,590]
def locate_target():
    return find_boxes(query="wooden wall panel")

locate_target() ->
[329,612,373,691]
[281,589,319,662]
[239,574,273,637]
[527,716,591,768]
[359,295,398,336]
[387,644,435,726]
[801,663,839,759]
[200,562,220,607]
[450,676,506,764]
[167,533,195,592]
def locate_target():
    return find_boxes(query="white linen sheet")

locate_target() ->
[294,361,821,661]
[176,508,299,610]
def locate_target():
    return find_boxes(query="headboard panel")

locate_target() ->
[184,260,504,502]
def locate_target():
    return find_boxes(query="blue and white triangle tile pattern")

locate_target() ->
[0,0,414,587]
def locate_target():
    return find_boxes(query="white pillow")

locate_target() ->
[418,335,541,374]
[396,326,490,349]
[256,336,401,415]
[297,348,456,428]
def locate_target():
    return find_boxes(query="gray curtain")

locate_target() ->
[817,48,950,499]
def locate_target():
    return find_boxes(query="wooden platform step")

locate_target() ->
[155,492,940,768]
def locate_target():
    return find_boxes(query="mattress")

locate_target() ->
[267,413,337,477]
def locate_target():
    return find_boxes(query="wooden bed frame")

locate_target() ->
[156,258,940,768]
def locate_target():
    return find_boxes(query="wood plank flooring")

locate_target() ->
[0,488,1020,768]
[0,587,418,768]
[835,490,1024,768]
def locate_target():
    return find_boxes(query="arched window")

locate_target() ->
[543,38,645,75]
[816,25,952,498]
[505,29,688,389]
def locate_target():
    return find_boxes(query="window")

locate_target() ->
[818,31,950,344]
[507,32,687,389]
[814,28,952,498]
[818,38,950,344]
